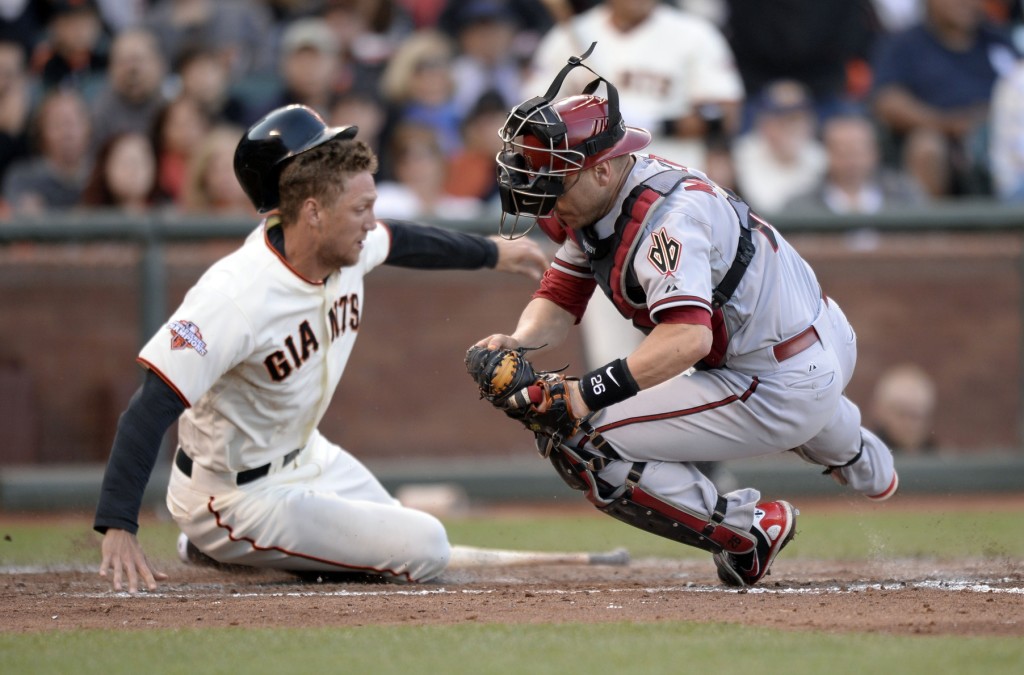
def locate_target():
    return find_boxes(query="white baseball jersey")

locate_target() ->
[140,218,388,473]
[146,217,451,581]
[523,4,743,166]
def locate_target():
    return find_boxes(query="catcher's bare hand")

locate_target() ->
[99,528,168,593]
[489,236,547,280]
[474,333,521,350]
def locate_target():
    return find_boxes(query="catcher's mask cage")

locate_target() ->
[496,42,651,239]
[234,104,358,213]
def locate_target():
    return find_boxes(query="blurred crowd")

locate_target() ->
[2,0,1024,220]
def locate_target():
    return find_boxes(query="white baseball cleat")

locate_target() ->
[176,532,190,563]
[867,471,899,501]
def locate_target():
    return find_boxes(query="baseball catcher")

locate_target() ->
[465,43,898,588]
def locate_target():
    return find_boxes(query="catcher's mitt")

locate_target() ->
[465,346,585,440]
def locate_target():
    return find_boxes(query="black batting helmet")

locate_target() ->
[234,104,358,213]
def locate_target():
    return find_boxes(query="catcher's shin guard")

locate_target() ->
[540,436,756,555]
[599,485,756,555]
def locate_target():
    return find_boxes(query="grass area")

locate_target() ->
[2,507,1022,674]
[2,505,1023,567]
[1,622,1022,675]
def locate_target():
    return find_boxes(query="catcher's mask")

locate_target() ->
[234,104,358,213]
[496,42,651,239]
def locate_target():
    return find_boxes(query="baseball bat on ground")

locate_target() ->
[447,544,630,568]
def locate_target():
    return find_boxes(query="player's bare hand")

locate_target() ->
[99,528,168,593]
[489,236,547,280]
[474,334,521,350]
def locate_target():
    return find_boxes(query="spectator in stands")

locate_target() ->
[443,91,508,203]
[785,113,927,214]
[373,122,483,221]
[143,0,274,79]
[522,0,744,172]
[92,0,147,34]
[175,47,248,127]
[378,29,462,167]
[0,1,44,60]
[180,124,254,215]
[443,0,525,118]
[151,96,211,205]
[328,91,386,158]
[437,0,554,43]
[988,58,1024,201]
[89,28,169,153]
[724,0,881,129]
[871,0,1018,197]
[30,0,108,93]
[80,131,165,212]
[321,0,415,97]
[0,39,30,192]
[868,0,924,34]
[867,362,939,454]
[249,17,342,122]
[732,80,827,214]
[3,89,91,214]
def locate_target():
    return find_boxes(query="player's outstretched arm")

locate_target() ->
[94,370,185,592]
[99,528,168,593]
[487,236,547,280]
[381,221,547,279]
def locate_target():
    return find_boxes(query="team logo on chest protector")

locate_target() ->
[168,320,208,356]
[647,227,681,276]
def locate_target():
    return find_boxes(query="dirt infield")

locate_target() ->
[3,497,1023,636]
[5,557,1022,636]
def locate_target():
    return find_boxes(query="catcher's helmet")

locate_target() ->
[234,104,358,213]
[496,43,650,239]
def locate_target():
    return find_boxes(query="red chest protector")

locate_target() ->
[547,169,757,368]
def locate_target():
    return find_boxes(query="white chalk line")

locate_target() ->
[6,563,1022,598]
[53,578,1024,599]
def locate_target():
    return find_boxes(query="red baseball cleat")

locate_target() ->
[713,500,797,587]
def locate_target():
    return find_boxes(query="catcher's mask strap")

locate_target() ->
[511,41,625,156]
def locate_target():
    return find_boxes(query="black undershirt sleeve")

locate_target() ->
[382,220,498,269]
[93,369,187,535]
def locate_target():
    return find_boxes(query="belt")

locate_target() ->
[773,325,820,362]
[174,447,301,486]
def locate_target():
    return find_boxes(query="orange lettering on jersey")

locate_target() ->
[647,227,682,276]
[298,320,319,359]
[328,293,361,341]
[620,70,671,97]
[265,319,321,382]
[264,350,291,381]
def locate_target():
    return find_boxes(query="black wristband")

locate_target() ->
[579,358,640,411]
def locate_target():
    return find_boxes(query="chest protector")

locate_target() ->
[568,168,756,368]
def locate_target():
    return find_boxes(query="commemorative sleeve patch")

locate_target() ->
[168,320,208,356]
[647,227,682,276]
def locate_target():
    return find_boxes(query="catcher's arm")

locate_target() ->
[475,297,575,352]
[622,321,712,390]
